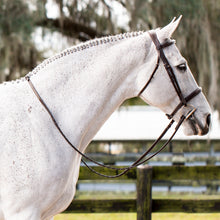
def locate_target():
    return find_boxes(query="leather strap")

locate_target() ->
[25,31,201,178]
[149,31,187,106]
[138,57,160,96]
[140,31,201,120]
[166,87,201,119]
[25,75,187,178]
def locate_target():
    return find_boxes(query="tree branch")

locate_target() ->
[36,18,103,41]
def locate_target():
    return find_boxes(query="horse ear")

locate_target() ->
[159,15,182,39]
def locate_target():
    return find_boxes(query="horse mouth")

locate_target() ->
[187,113,210,136]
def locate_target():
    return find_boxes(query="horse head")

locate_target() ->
[138,16,211,136]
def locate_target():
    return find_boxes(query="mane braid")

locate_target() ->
[5,31,144,85]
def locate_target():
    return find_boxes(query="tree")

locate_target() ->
[0,0,39,82]
[142,0,220,110]
[0,0,219,111]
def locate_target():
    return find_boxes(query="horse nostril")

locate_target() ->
[206,114,211,127]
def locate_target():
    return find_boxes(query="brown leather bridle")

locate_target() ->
[138,31,201,119]
[25,31,201,178]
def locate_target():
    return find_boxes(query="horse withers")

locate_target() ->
[0,17,211,220]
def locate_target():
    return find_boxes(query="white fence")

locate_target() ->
[94,106,219,141]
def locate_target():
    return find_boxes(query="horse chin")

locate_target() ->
[182,117,209,136]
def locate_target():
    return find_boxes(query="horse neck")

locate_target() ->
[28,33,150,152]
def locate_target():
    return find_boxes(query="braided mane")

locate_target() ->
[5,31,144,85]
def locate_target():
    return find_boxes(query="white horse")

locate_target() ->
[0,17,211,220]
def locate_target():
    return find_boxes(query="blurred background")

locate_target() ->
[1,1,220,218]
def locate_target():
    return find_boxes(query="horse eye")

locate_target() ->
[177,63,187,72]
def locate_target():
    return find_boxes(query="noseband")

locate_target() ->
[26,31,201,178]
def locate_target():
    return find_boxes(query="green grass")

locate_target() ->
[55,213,220,220]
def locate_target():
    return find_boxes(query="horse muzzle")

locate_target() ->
[184,112,211,136]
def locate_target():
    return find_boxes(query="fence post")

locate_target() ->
[136,165,153,220]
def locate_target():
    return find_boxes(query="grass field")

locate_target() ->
[55,213,220,220]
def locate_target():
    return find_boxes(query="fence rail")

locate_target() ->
[67,198,220,213]
[78,165,220,180]
[67,165,220,220]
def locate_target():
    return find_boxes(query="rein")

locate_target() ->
[25,31,201,178]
